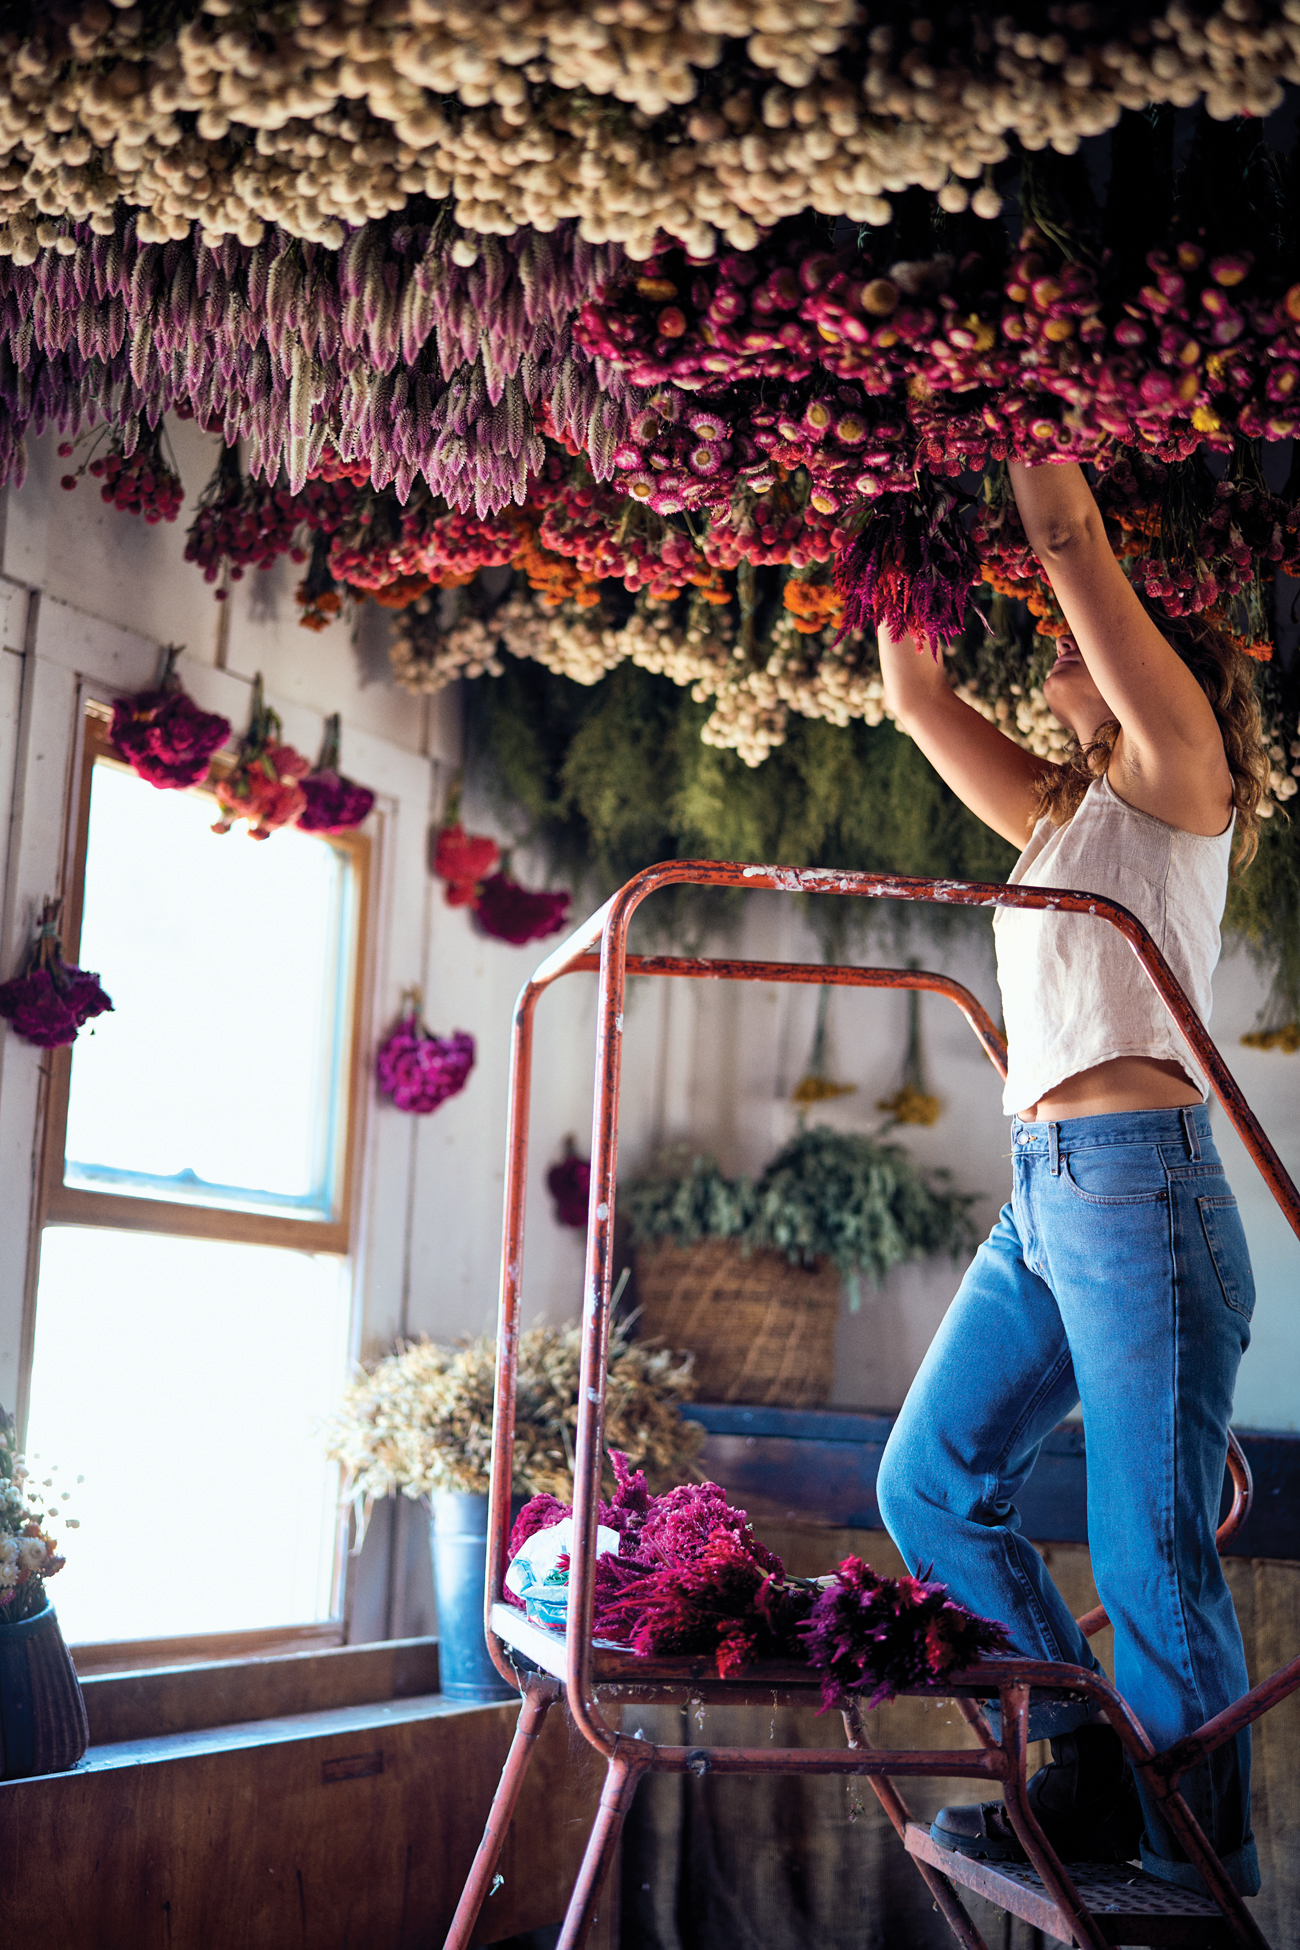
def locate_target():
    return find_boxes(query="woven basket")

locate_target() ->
[0,1600,88,1779]
[635,1238,840,1407]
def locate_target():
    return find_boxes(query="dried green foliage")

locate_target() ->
[624,1128,981,1291]
[326,1320,703,1509]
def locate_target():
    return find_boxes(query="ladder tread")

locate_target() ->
[904,1821,1235,1946]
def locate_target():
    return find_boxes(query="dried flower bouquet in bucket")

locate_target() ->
[325,1320,704,1517]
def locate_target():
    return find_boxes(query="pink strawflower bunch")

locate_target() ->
[374,998,475,1114]
[0,898,112,1049]
[110,646,230,790]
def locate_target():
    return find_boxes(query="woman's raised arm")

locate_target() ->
[878,625,1055,849]
[1006,460,1232,832]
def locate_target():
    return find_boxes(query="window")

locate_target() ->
[25,708,370,1654]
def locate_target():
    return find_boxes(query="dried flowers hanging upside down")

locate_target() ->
[0,898,112,1051]
[110,645,231,791]
[212,675,310,840]
[296,714,376,835]
[374,988,475,1116]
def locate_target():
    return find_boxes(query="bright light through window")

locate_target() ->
[26,1228,351,1644]
[64,759,354,1217]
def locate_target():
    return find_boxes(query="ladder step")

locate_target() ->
[904,1822,1234,1947]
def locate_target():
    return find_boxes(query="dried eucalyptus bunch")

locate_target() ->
[327,1319,703,1514]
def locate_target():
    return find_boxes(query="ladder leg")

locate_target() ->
[556,1741,653,1950]
[997,1685,1110,1950]
[444,1673,561,1950]
[842,1704,992,1950]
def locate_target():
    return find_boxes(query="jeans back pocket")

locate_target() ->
[1198,1196,1256,1320]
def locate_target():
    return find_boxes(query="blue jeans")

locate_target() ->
[876,1104,1258,1897]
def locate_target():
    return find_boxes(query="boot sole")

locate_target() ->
[929,1818,1028,1866]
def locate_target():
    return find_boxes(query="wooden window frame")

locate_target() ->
[38,706,371,1256]
[24,700,376,1673]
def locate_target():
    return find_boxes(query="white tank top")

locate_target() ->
[992,773,1234,1117]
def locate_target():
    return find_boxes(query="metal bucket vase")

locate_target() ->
[0,1599,88,1778]
[429,1490,517,1704]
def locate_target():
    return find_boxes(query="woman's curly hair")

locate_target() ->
[1032,608,1270,871]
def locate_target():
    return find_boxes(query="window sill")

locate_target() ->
[77,1634,441,1746]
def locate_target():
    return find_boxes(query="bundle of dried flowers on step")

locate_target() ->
[508,1455,1011,1701]
[374,989,475,1116]
[109,645,230,791]
[296,714,376,835]
[212,676,309,840]
[0,898,112,1051]
[798,1556,1012,1711]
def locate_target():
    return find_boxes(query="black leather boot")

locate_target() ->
[931,1722,1145,1866]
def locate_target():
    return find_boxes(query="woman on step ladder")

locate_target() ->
[875,457,1269,1899]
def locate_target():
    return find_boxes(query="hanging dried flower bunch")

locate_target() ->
[109,645,231,791]
[374,988,475,1115]
[211,675,310,840]
[473,871,572,947]
[547,1139,592,1229]
[296,714,376,834]
[0,898,112,1050]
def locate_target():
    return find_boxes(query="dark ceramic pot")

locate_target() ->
[429,1490,518,1704]
[0,1598,88,1778]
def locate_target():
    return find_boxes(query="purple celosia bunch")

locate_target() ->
[798,1556,1013,1711]
[109,647,230,789]
[835,483,982,657]
[506,1453,1010,1701]
[0,899,112,1050]
[474,872,570,947]
[296,715,375,834]
[374,1003,475,1114]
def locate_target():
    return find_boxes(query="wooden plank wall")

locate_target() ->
[0,1691,611,1950]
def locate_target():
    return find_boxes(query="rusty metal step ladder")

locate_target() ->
[444,861,1300,1950]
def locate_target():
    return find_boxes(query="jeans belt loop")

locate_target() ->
[1181,1105,1201,1162]
[1048,1122,1060,1175]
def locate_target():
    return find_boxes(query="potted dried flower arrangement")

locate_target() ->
[326,1319,703,1701]
[624,1126,980,1409]
[0,1410,87,1779]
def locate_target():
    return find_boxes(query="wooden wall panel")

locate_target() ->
[0,1694,610,1950]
